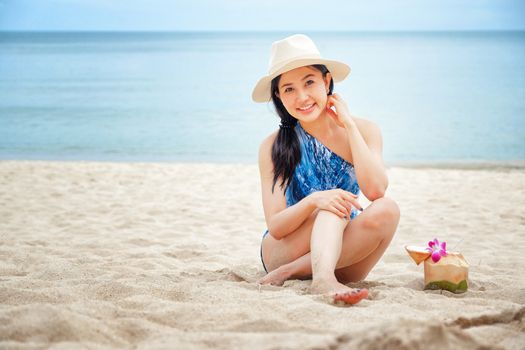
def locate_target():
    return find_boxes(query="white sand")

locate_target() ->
[0,161,524,349]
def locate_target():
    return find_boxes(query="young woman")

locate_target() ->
[253,34,400,305]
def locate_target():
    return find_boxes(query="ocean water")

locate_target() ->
[0,31,524,165]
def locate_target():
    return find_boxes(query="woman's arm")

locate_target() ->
[266,195,318,240]
[344,119,388,200]
[326,93,388,201]
[259,133,318,240]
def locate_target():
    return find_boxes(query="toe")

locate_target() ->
[335,288,369,305]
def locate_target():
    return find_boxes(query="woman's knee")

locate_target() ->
[380,197,401,224]
[361,197,400,232]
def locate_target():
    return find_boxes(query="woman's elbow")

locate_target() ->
[366,191,385,201]
[365,184,388,201]
[267,224,284,240]
[269,232,283,240]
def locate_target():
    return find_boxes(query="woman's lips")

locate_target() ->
[297,103,316,114]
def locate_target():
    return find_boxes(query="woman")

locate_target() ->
[253,34,400,305]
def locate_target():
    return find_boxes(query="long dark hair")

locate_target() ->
[270,64,334,194]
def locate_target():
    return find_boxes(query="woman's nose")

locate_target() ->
[296,89,309,102]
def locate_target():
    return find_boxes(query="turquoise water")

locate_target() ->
[0,31,524,165]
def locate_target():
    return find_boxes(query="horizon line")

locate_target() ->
[1,29,525,34]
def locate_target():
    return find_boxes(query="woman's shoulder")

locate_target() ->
[353,116,380,130]
[258,130,279,162]
[353,116,382,141]
[259,129,280,150]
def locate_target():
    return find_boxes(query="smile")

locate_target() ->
[297,103,316,113]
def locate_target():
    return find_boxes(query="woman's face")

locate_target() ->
[276,66,331,122]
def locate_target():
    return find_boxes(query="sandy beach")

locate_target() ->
[0,160,524,349]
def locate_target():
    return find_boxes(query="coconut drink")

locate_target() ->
[405,239,469,294]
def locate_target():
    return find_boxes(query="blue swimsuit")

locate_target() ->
[260,122,361,273]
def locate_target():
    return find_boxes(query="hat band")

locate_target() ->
[268,53,322,75]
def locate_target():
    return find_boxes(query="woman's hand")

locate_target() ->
[309,189,362,219]
[325,93,356,129]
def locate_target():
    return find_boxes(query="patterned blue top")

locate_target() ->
[285,122,361,219]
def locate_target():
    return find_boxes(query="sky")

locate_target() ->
[0,0,524,31]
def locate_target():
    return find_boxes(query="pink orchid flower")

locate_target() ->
[426,238,447,263]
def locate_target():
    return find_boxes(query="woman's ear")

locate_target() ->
[324,72,332,93]
[274,90,280,99]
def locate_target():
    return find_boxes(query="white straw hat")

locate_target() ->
[252,34,351,103]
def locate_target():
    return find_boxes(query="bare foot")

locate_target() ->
[257,265,291,286]
[310,278,368,305]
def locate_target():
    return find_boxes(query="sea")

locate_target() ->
[0,31,524,166]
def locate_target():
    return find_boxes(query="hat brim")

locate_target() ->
[251,58,350,103]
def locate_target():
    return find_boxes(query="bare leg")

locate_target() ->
[258,253,312,286]
[308,210,370,304]
[310,209,348,277]
[259,197,400,291]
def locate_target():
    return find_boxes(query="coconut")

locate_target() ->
[404,245,431,265]
[423,252,469,293]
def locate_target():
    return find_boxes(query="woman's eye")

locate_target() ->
[284,87,293,93]
[306,80,315,85]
